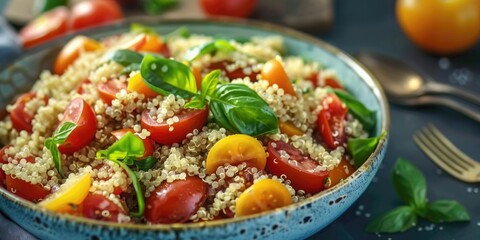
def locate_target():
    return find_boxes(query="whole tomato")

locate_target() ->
[200,0,257,18]
[396,0,480,54]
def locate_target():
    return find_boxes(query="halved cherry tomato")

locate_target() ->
[266,140,329,194]
[141,108,209,145]
[159,43,171,58]
[54,36,102,75]
[139,34,164,53]
[317,93,348,150]
[10,92,47,133]
[261,59,296,95]
[307,72,344,89]
[5,156,50,202]
[145,176,208,224]
[111,128,154,159]
[82,193,127,222]
[71,0,123,31]
[235,178,292,216]
[58,98,97,154]
[326,158,354,189]
[200,0,257,18]
[98,80,127,105]
[127,73,157,98]
[19,7,69,48]
[279,121,303,137]
[206,134,266,174]
[206,60,259,81]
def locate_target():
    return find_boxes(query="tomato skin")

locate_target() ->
[206,60,259,81]
[235,179,292,216]
[54,36,102,75]
[111,128,155,159]
[326,158,354,189]
[317,93,348,150]
[19,7,69,48]
[127,73,157,98]
[397,0,480,54]
[82,193,127,222]
[98,80,128,105]
[71,0,124,31]
[307,72,343,89]
[261,59,296,95]
[141,108,209,145]
[266,141,329,194]
[201,0,257,18]
[5,156,50,202]
[145,176,208,224]
[58,98,97,154]
[10,92,47,133]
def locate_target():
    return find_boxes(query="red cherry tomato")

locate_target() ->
[200,0,257,18]
[10,92,48,133]
[0,145,9,187]
[206,60,259,81]
[5,156,51,202]
[307,72,344,89]
[266,140,329,194]
[82,193,126,222]
[111,128,155,159]
[145,176,208,224]
[97,80,127,105]
[141,108,209,145]
[58,98,97,154]
[317,93,348,150]
[71,0,124,31]
[19,7,69,48]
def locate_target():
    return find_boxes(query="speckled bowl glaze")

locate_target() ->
[0,18,389,240]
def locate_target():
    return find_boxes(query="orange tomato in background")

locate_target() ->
[396,0,480,55]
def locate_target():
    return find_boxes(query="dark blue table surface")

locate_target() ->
[310,0,480,239]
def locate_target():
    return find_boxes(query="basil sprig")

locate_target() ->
[44,122,76,178]
[367,158,470,233]
[333,89,376,132]
[348,132,387,168]
[183,39,236,61]
[96,132,148,217]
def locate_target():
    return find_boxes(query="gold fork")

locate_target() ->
[413,123,480,183]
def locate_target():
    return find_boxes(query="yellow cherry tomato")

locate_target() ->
[127,72,158,98]
[397,0,480,54]
[206,134,266,174]
[236,179,292,216]
[325,158,354,189]
[279,121,303,137]
[38,172,92,213]
[54,36,102,75]
[261,59,296,95]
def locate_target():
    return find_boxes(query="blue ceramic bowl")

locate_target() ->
[0,18,389,240]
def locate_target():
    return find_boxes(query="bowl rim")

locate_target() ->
[0,17,390,231]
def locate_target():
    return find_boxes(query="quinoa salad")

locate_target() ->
[0,24,382,224]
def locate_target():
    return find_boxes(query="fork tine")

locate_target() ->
[426,123,478,167]
[414,131,467,181]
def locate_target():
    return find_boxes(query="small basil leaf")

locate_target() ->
[140,54,197,98]
[135,156,157,171]
[184,39,235,61]
[96,132,145,161]
[45,139,64,178]
[164,26,190,42]
[53,122,76,144]
[201,69,220,98]
[392,158,427,209]
[425,200,470,223]
[143,0,178,15]
[366,206,417,233]
[184,96,206,109]
[130,23,157,35]
[209,84,279,136]
[108,49,144,67]
[348,132,386,168]
[333,89,376,131]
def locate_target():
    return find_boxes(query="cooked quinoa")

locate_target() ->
[0,29,370,224]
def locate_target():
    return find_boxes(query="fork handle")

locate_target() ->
[433,97,480,123]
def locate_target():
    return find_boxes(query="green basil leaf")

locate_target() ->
[107,49,144,67]
[109,159,145,217]
[164,26,190,42]
[184,96,206,109]
[53,122,76,144]
[140,54,197,98]
[201,69,220,98]
[135,156,157,171]
[209,84,279,136]
[333,89,376,131]
[45,138,64,178]
[143,0,178,15]
[366,206,417,233]
[184,39,235,61]
[392,157,427,209]
[348,132,386,168]
[425,200,470,223]
[130,23,157,35]
[96,132,145,161]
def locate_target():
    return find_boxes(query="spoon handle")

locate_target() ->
[423,96,480,123]
[427,82,480,106]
